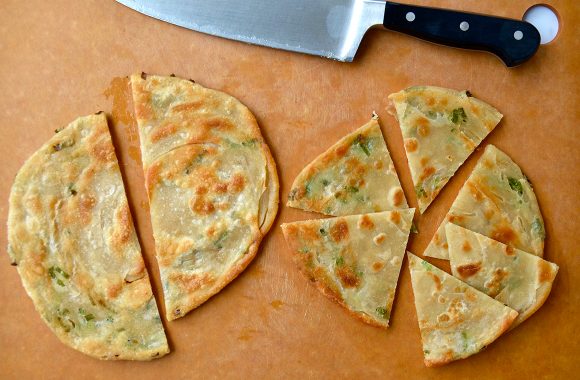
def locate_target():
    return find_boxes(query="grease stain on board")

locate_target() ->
[271,300,284,310]
[140,200,150,212]
[238,327,258,341]
[102,76,139,144]
[128,145,141,163]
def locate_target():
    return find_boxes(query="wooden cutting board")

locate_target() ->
[0,0,578,378]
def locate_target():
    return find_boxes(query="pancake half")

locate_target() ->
[446,223,558,328]
[7,113,168,360]
[424,145,544,259]
[407,253,517,367]
[389,86,502,213]
[130,74,279,320]
[287,117,407,216]
[281,209,414,328]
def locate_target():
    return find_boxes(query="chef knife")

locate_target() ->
[116,0,541,67]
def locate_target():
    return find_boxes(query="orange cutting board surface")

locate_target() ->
[0,0,578,378]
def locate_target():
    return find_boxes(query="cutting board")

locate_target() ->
[0,0,578,378]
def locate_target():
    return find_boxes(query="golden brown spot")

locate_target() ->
[405,138,418,152]
[457,262,481,278]
[25,195,42,215]
[484,120,497,131]
[330,220,349,242]
[462,240,472,252]
[134,94,153,120]
[458,133,476,150]
[426,97,435,106]
[491,225,518,246]
[355,164,366,177]
[447,215,465,224]
[203,117,235,131]
[484,208,494,220]
[470,104,481,117]
[392,188,405,207]
[437,313,450,323]
[505,245,516,256]
[373,233,387,245]
[206,225,217,238]
[417,118,430,137]
[439,98,448,106]
[427,272,442,291]
[433,232,440,244]
[348,177,364,187]
[90,139,115,163]
[190,196,215,215]
[107,283,122,299]
[112,204,132,246]
[29,247,47,277]
[171,272,215,293]
[214,183,228,193]
[292,187,307,201]
[465,289,478,302]
[374,160,384,169]
[78,195,97,224]
[196,186,208,195]
[372,262,384,271]
[150,123,177,143]
[336,266,360,288]
[443,243,448,249]
[389,210,401,224]
[420,166,436,181]
[171,101,204,112]
[466,181,483,201]
[335,144,349,158]
[483,159,494,169]
[230,174,246,193]
[145,162,162,196]
[358,215,375,230]
[300,225,321,242]
[486,268,508,297]
[539,261,555,283]
[420,157,430,167]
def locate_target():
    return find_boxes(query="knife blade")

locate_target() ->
[116,0,540,67]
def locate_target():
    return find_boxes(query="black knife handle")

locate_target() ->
[383,1,540,67]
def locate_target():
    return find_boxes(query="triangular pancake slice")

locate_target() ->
[130,74,279,320]
[447,223,558,328]
[424,144,544,259]
[407,253,517,367]
[7,113,168,360]
[287,116,407,216]
[281,209,414,328]
[389,86,502,213]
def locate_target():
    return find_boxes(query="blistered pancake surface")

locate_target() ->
[389,86,502,213]
[281,210,414,328]
[7,114,168,360]
[130,74,279,320]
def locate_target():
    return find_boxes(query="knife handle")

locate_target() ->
[382,1,540,67]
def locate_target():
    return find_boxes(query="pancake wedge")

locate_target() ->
[287,117,407,216]
[130,74,279,320]
[281,209,414,328]
[424,145,544,259]
[7,113,168,360]
[407,253,517,367]
[446,223,558,328]
[389,86,502,213]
